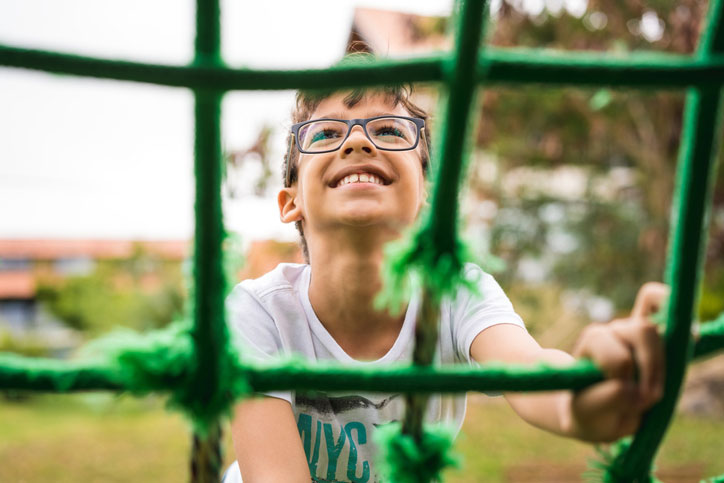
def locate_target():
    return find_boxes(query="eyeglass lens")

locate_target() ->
[298,118,418,153]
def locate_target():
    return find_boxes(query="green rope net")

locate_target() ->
[1,0,724,481]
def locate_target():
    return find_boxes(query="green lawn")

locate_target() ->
[0,393,721,482]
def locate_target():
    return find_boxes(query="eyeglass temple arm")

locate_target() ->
[421,129,432,171]
[285,133,296,187]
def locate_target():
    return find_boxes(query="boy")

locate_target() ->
[224,86,666,483]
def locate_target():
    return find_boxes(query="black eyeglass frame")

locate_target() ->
[285,115,427,187]
[291,115,425,154]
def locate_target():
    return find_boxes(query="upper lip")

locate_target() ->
[329,164,393,187]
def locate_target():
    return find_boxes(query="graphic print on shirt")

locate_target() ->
[294,392,402,483]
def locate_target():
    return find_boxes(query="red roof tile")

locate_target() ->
[0,239,189,260]
[0,271,35,299]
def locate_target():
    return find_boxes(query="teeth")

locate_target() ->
[337,173,384,187]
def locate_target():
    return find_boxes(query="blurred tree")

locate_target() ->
[225,125,274,198]
[36,245,185,336]
[467,0,723,315]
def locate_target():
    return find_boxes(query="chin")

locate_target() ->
[340,213,385,226]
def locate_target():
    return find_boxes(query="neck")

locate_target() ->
[306,226,406,360]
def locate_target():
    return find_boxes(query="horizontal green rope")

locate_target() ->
[0,351,603,394]
[2,44,724,91]
[0,353,128,391]
[0,44,440,90]
[481,48,724,88]
[244,358,605,393]
[0,327,721,394]
[0,325,194,392]
[694,312,724,358]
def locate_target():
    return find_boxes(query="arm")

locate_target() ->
[470,282,667,442]
[470,324,575,437]
[231,396,311,483]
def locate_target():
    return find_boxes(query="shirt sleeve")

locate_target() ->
[226,282,292,403]
[451,263,526,365]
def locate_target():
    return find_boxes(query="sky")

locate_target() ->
[0,0,454,242]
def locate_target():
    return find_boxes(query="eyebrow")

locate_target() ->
[315,111,396,120]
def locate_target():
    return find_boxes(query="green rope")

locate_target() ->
[584,439,662,483]
[401,289,443,445]
[694,312,724,358]
[2,45,724,90]
[375,423,460,483]
[0,351,602,394]
[3,331,724,395]
[190,422,223,483]
[380,0,490,313]
[611,0,724,477]
[188,1,228,480]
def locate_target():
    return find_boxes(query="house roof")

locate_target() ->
[349,8,450,57]
[0,239,189,260]
[0,271,35,299]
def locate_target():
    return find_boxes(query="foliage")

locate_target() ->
[0,330,48,400]
[36,245,185,336]
[0,330,48,358]
[224,125,274,198]
[465,0,724,317]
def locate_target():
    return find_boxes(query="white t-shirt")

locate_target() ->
[224,263,524,483]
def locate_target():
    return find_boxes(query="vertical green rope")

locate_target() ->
[188,0,227,481]
[190,424,223,483]
[402,288,441,441]
[379,1,491,482]
[611,1,724,480]
[699,0,724,54]
[427,0,488,252]
[379,0,491,310]
[616,87,723,483]
[401,0,489,433]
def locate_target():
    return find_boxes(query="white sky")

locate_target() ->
[0,0,453,242]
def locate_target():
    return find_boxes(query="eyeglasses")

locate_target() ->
[285,115,426,186]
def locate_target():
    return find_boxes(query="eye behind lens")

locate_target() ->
[303,120,347,151]
[368,118,416,147]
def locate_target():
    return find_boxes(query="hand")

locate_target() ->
[565,282,668,442]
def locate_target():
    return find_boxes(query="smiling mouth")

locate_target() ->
[335,172,388,188]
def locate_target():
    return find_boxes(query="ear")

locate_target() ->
[278,186,303,224]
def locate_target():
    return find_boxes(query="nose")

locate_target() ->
[340,125,376,157]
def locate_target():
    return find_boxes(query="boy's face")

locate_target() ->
[279,92,427,243]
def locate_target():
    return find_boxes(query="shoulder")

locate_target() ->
[236,263,309,299]
[227,263,309,326]
[446,262,518,315]
[447,263,526,362]
[228,263,308,310]
[456,262,509,302]
[226,264,310,363]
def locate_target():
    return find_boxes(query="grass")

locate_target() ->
[0,393,721,482]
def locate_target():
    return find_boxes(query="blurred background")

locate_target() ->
[1,0,723,481]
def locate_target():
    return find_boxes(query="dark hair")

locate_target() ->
[283,81,432,262]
